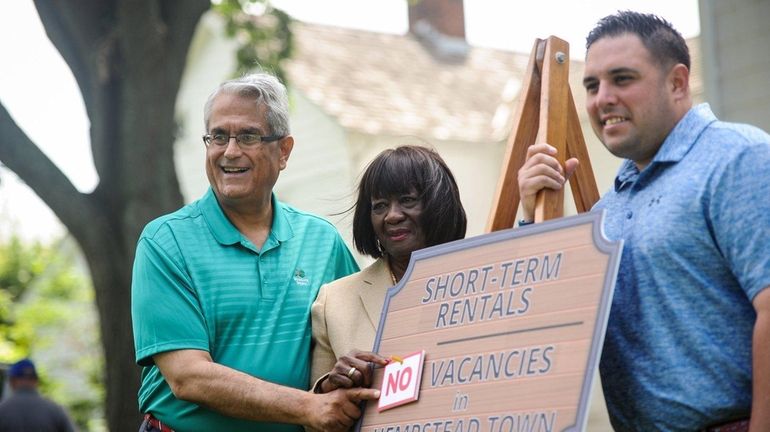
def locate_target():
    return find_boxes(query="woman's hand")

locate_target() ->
[321,350,390,393]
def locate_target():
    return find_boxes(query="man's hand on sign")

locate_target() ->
[322,350,389,392]
[518,143,579,221]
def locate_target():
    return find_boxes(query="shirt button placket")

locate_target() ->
[620,194,634,236]
[256,254,265,298]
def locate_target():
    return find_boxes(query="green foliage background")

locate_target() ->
[215,0,293,80]
[0,235,104,431]
[0,2,293,431]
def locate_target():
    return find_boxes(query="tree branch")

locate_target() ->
[33,0,125,185]
[33,0,114,116]
[163,0,211,68]
[0,103,95,237]
[117,0,208,86]
[118,0,167,74]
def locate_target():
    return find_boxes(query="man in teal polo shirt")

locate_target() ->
[131,73,379,432]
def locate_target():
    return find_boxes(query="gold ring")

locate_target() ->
[346,367,357,379]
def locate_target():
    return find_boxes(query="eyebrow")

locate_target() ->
[583,67,640,86]
[209,126,264,135]
[607,67,639,75]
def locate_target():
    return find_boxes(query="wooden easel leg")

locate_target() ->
[534,37,570,222]
[486,36,600,231]
[486,39,545,232]
[566,89,600,213]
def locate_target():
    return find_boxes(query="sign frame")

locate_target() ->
[356,210,622,432]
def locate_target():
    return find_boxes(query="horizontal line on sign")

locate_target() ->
[436,321,584,346]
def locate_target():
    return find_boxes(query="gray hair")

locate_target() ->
[203,73,290,136]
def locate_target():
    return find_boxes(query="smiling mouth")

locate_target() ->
[387,230,410,241]
[222,167,248,173]
[603,117,627,126]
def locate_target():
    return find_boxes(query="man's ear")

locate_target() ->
[279,135,294,170]
[669,63,690,101]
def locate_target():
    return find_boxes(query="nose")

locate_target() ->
[223,136,242,158]
[384,203,405,224]
[592,81,617,110]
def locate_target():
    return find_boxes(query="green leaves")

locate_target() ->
[214,0,294,82]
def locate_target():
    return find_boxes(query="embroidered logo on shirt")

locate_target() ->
[293,268,309,286]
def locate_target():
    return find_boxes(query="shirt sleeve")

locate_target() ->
[329,234,360,281]
[131,233,210,366]
[709,138,770,300]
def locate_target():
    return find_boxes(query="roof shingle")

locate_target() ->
[286,21,538,142]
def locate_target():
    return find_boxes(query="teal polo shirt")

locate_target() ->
[132,188,358,432]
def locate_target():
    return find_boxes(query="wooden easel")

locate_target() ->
[486,36,600,231]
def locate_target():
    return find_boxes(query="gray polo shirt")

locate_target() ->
[0,388,74,432]
[595,104,770,430]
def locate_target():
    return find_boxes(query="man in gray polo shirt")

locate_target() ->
[0,358,74,432]
[517,11,770,431]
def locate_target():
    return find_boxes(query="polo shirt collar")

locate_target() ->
[651,103,716,164]
[268,197,294,245]
[200,188,294,248]
[613,104,716,192]
[614,160,639,192]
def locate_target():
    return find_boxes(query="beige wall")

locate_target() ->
[699,0,770,131]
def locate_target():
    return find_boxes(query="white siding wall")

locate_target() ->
[427,139,506,236]
[342,120,615,235]
[174,13,238,202]
[275,91,357,249]
[343,133,504,237]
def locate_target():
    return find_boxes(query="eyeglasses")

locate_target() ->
[202,133,284,148]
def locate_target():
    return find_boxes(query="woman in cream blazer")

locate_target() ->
[310,145,467,393]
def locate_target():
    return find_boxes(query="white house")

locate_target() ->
[174,1,622,247]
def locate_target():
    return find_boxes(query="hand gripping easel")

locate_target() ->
[487,36,600,231]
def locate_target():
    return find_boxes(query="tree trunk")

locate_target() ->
[0,1,209,431]
[81,229,138,432]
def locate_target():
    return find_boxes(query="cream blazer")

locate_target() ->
[310,257,393,387]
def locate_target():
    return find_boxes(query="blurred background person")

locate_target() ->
[0,358,74,432]
[310,144,466,394]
